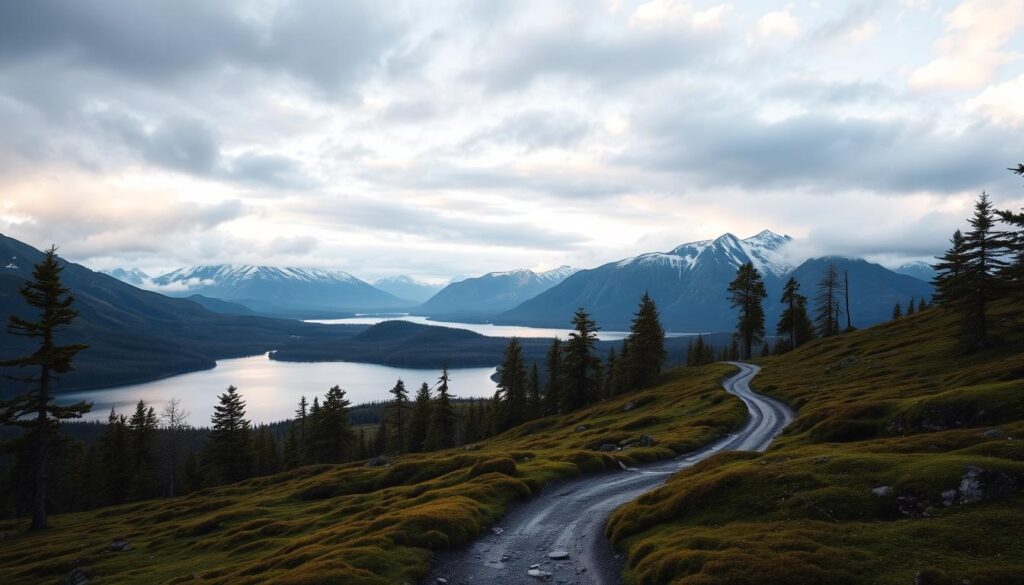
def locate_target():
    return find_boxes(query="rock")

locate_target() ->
[958,465,1017,504]
[501,554,511,562]
[58,568,90,585]
[597,443,620,452]
[462,444,481,450]
[870,486,893,497]
[107,540,131,552]
[527,568,553,579]
[638,434,655,447]
[530,563,541,569]
[548,549,570,560]
[812,456,830,464]
[492,527,504,535]
[622,401,636,412]
[982,428,1006,439]
[435,578,448,585]
[365,456,390,467]
[574,425,590,433]
[941,489,957,506]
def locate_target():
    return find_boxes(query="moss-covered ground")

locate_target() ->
[607,302,1024,585]
[0,365,746,584]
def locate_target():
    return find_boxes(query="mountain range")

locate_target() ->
[149,265,407,315]
[0,235,363,392]
[417,265,580,316]
[501,231,933,331]
[371,275,443,304]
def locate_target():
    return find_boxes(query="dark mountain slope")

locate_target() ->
[0,234,364,393]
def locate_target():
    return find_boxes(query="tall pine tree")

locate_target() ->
[561,309,601,412]
[384,379,410,454]
[407,382,432,452]
[205,385,253,484]
[542,338,562,415]
[425,369,458,450]
[622,292,667,391]
[814,261,843,337]
[776,277,814,352]
[0,247,91,530]
[957,192,1009,348]
[727,262,767,359]
[495,339,528,431]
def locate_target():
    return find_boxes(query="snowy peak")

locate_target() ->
[538,265,580,282]
[153,264,361,287]
[105,267,150,286]
[621,230,793,277]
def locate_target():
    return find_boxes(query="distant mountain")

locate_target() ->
[0,235,363,392]
[499,231,933,332]
[372,275,443,304]
[788,257,934,328]
[185,294,255,315]
[500,231,793,330]
[104,267,150,286]
[418,265,580,316]
[895,260,937,283]
[150,265,409,314]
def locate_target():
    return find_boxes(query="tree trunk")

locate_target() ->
[31,366,50,531]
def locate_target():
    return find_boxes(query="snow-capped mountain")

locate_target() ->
[372,275,444,304]
[499,230,932,331]
[150,264,409,314]
[418,265,580,315]
[104,267,150,286]
[895,260,936,283]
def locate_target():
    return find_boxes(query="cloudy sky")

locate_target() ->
[0,0,1022,282]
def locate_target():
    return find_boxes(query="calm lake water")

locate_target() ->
[307,314,636,340]
[62,354,498,426]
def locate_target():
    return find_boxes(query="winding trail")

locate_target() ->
[425,363,794,585]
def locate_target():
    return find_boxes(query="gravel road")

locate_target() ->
[425,362,793,585]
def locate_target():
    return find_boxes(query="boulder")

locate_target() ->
[958,465,1017,504]
[527,568,552,579]
[548,549,570,560]
[365,456,390,467]
[597,443,620,452]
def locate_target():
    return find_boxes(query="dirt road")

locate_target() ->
[425,363,793,584]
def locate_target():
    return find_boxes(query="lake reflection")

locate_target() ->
[307,314,633,340]
[61,354,498,425]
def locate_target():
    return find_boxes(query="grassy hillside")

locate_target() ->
[607,301,1024,585]
[0,365,747,584]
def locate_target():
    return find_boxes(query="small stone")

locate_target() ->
[622,401,636,412]
[941,489,957,506]
[528,568,553,579]
[982,428,1005,439]
[365,455,390,467]
[548,549,570,560]
[530,563,540,569]
[597,443,620,452]
[435,578,448,585]
[58,568,91,585]
[870,486,893,497]
[501,554,511,562]
[574,425,590,433]
[107,540,132,552]
[492,527,504,535]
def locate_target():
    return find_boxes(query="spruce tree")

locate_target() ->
[384,379,410,454]
[496,339,528,431]
[814,261,843,337]
[542,338,562,415]
[907,298,916,315]
[623,292,667,390]
[527,364,542,420]
[957,192,1009,348]
[425,368,458,450]
[311,386,353,462]
[727,262,767,359]
[294,396,309,463]
[253,426,279,475]
[407,382,432,452]
[892,301,902,319]
[918,297,928,311]
[997,164,1024,299]
[561,308,601,412]
[684,339,694,367]
[127,400,158,500]
[98,408,129,506]
[205,385,253,484]
[933,230,967,306]
[776,277,814,352]
[0,247,91,530]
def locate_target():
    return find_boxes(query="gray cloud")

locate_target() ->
[461,110,591,152]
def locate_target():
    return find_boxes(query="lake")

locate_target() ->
[308,314,644,340]
[61,354,498,426]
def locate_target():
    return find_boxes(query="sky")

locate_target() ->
[0,0,1022,283]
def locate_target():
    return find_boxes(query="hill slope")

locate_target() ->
[0,366,747,585]
[607,300,1024,585]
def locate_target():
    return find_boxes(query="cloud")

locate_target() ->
[460,110,592,152]
[629,1,732,31]
[909,0,1024,90]
[964,74,1024,126]
[753,4,799,40]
